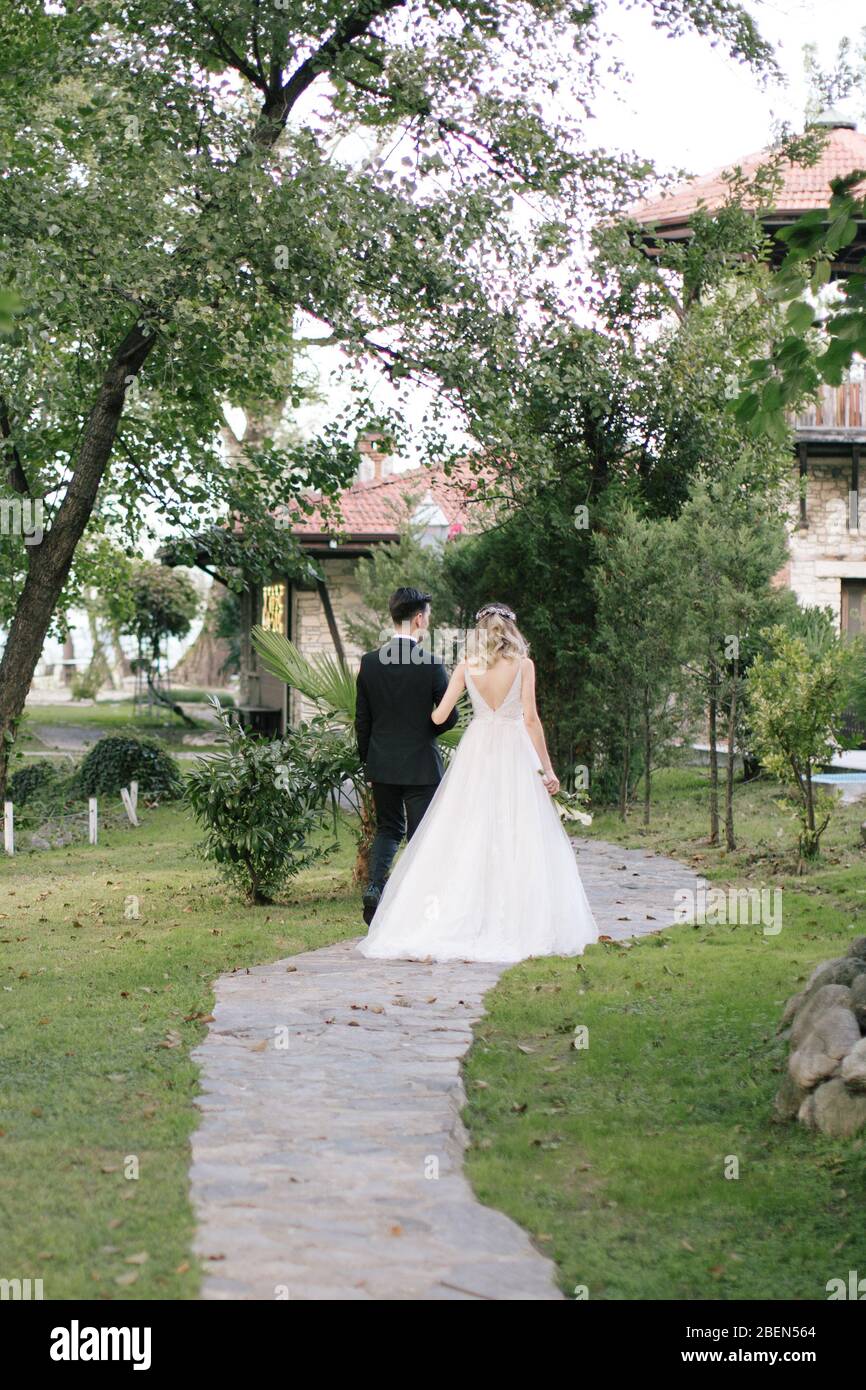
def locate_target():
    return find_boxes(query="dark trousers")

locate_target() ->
[368,782,438,889]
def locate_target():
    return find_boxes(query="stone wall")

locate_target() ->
[784,457,866,625]
[288,557,367,726]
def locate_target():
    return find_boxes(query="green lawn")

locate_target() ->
[4,764,866,1301]
[20,701,221,750]
[463,768,866,1300]
[0,802,360,1300]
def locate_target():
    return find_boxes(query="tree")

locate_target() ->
[674,469,790,849]
[0,0,777,797]
[748,625,853,861]
[102,557,200,720]
[588,505,693,823]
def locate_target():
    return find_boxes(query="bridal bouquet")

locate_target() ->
[539,771,592,826]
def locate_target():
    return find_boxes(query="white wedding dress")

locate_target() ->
[357,661,599,964]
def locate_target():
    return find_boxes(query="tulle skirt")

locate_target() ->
[357,717,599,964]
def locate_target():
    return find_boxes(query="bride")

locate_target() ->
[357,603,598,964]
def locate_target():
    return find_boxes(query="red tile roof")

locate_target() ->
[284,459,494,542]
[630,123,866,229]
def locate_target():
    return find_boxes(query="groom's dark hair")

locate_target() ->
[389,586,432,624]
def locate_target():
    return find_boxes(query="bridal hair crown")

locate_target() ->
[475,603,516,622]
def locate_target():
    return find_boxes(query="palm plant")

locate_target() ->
[251,626,467,880]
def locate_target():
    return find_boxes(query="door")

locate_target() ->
[841,579,866,640]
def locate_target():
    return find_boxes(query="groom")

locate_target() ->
[355,587,459,925]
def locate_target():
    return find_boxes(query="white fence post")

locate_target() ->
[88,797,98,845]
[120,780,139,827]
[3,802,12,856]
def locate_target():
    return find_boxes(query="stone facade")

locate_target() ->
[288,558,367,726]
[785,457,866,624]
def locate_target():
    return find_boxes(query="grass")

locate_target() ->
[16,702,229,757]
[463,767,866,1299]
[5,758,866,1302]
[0,801,361,1300]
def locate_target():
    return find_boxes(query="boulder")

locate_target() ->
[804,956,866,995]
[789,985,852,1049]
[774,1071,810,1121]
[788,1006,862,1089]
[840,1038,866,1092]
[850,975,866,1032]
[801,1078,866,1138]
[778,992,804,1033]
[847,936,866,962]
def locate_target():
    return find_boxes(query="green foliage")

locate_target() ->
[735,162,866,440]
[103,560,199,663]
[184,701,357,904]
[588,504,696,821]
[8,760,60,807]
[0,0,778,641]
[747,625,853,857]
[252,628,359,722]
[78,735,183,801]
[780,601,841,657]
[342,493,453,652]
[70,670,101,701]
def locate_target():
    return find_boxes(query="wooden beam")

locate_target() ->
[316,578,346,666]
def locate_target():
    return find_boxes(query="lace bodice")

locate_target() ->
[464,661,524,723]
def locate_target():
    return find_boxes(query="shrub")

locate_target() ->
[184,702,359,904]
[78,735,183,801]
[8,761,60,806]
[748,625,852,860]
[70,670,101,701]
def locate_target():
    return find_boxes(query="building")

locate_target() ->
[631,110,866,637]
[240,433,490,732]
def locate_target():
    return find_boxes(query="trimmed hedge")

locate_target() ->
[78,735,183,801]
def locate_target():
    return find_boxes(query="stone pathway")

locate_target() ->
[189,838,705,1300]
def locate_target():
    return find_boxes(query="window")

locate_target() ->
[261,583,286,634]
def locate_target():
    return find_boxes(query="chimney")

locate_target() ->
[357,430,392,482]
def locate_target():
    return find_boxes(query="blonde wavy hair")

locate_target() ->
[467,602,529,671]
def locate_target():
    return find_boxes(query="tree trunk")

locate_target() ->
[170,581,232,688]
[708,663,719,846]
[643,686,652,828]
[0,322,156,800]
[618,716,631,821]
[724,656,738,852]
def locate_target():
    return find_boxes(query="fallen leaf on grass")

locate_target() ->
[115,1271,138,1287]
[124,1251,149,1265]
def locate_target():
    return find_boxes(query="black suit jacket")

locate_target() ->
[355,637,459,785]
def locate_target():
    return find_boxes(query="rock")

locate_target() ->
[850,975,866,1031]
[789,985,852,1048]
[804,956,866,995]
[847,936,866,962]
[840,1038,866,1092]
[778,992,804,1032]
[802,1078,866,1138]
[774,1071,810,1121]
[789,1006,862,1089]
